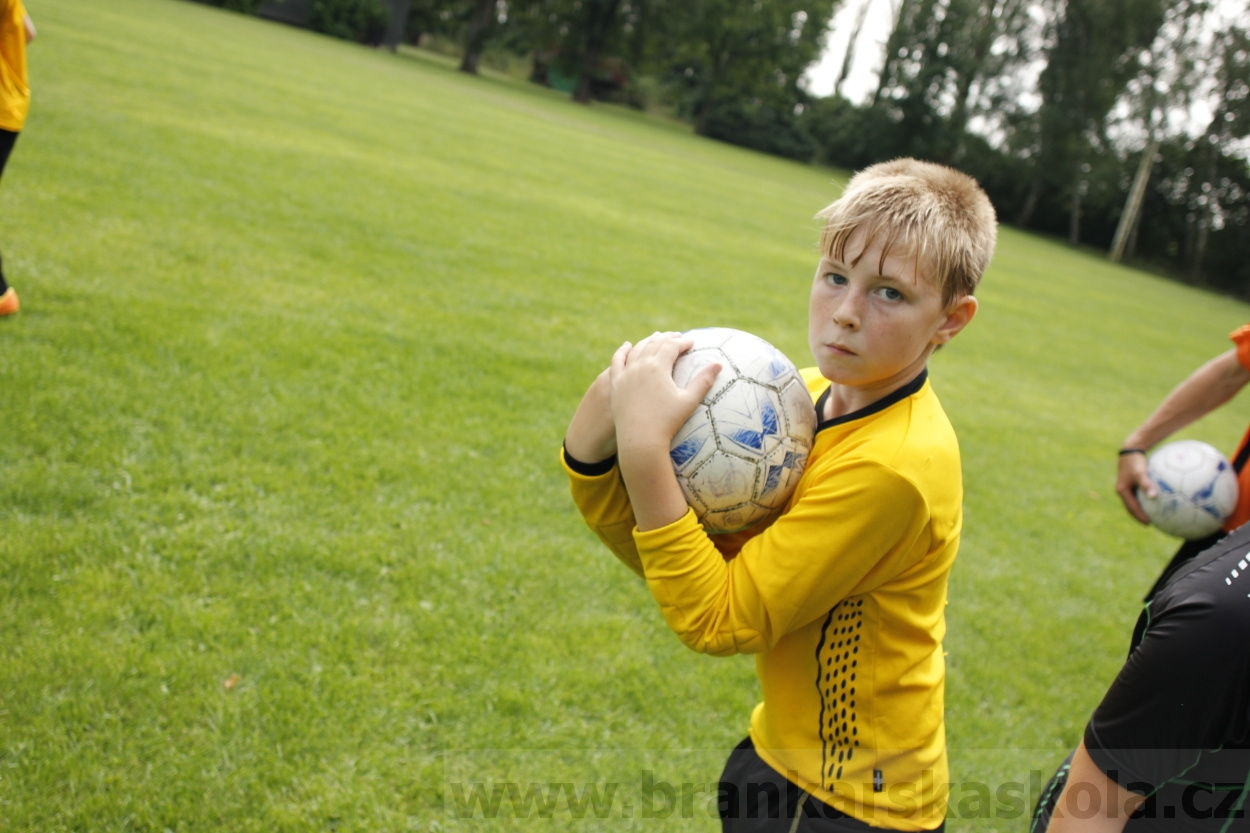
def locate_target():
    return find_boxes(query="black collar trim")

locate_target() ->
[814,369,928,431]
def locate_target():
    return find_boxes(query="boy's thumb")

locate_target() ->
[689,362,723,401]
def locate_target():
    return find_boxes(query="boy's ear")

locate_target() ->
[932,296,978,345]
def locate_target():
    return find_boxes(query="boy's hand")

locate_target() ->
[609,332,721,532]
[1115,451,1156,524]
[609,332,720,454]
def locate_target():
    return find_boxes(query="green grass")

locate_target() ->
[2,1,1249,829]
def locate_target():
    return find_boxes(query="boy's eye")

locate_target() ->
[824,272,848,286]
[877,286,904,302]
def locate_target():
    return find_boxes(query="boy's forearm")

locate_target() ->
[563,452,646,578]
[565,370,617,463]
[617,441,689,532]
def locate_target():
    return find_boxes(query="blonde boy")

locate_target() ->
[563,158,996,832]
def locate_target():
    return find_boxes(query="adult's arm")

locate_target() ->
[1117,348,1250,522]
[1045,741,1145,833]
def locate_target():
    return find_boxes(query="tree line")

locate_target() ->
[195,0,1250,298]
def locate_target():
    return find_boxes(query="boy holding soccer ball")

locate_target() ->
[562,158,996,832]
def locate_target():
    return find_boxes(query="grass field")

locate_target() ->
[2,1,1249,829]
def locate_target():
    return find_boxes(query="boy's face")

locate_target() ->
[808,226,976,404]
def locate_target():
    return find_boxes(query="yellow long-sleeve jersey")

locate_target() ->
[562,368,962,830]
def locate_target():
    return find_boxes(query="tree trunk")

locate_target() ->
[872,0,913,106]
[1188,141,1219,281]
[459,0,497,74]
[573,0,622,104]
[944,75,976,163]
[382,0,412,52]
[1068,187,1082,246]
[694,90,718,135]
[1190,217,1210,282]
[834,0,872,97]
[945,3,997,162]
[1067,159,1086,246]
[1016,176,1041,227]
[1109,138,1157,262]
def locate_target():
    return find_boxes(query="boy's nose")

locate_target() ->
[832,295,863,328]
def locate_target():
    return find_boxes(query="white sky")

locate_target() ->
[803,0,893,103]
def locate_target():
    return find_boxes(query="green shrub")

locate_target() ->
[802,96,905,170]
[188,0,265,13]
[701,100,817,163]
[309,0,387,43]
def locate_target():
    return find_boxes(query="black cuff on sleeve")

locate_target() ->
[563,443,617,477]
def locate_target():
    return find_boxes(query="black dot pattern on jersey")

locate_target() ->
[816,598,864,789]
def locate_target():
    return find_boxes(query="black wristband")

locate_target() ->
[1118,448,1147,456]
[563,443,618,476]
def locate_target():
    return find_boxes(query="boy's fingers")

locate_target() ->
[609,342,632,378]
[633,331,668,351]
[628,332,688,365]
[685,362,722,401]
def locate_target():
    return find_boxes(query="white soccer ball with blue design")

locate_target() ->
[1138,440,1239,540]
[669,328,818,534]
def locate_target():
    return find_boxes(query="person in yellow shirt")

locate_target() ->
[562,158,997,832]
[0,0,35,317]
[1115,324,1250,599]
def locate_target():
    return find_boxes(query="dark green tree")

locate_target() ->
[870,0,1034,164]
[570,0,625,102]
[1018,0,1169,241]
[408,0,473,43]
[310,0,388,42]
[1181,21,1250,281]
[459,0,499,73]
[1108,0,1208,260]
[657,0,839,134]
[505,0,645,103]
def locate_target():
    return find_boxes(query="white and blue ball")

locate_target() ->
[670,328,818,534]
[1138,440,1239,540]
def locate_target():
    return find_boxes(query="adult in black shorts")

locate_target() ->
[1031,522,1250,833]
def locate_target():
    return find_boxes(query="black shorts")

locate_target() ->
[1029,754,1073,833]
[0,129,17,180]
[719,737,946,833]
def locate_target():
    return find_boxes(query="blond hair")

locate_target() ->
[817,158,997,307]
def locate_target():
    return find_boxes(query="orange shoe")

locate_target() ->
[0,287,18,316]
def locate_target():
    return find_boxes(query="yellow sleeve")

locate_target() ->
[635,459,930,656]
[560,448,645,578]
